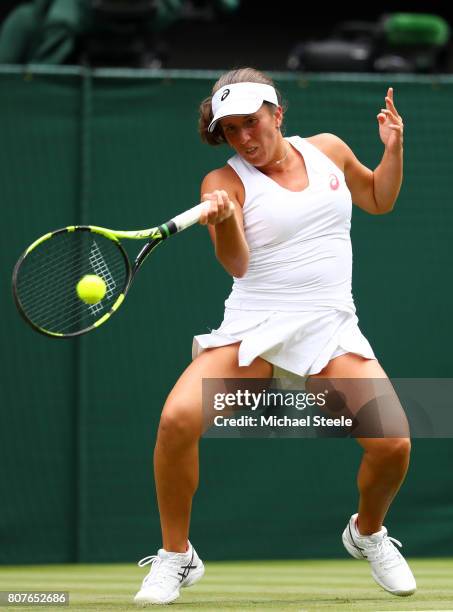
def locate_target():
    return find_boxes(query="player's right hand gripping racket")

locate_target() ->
[12,202,208,338]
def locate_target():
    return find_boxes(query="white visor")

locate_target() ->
[208,82,278,133]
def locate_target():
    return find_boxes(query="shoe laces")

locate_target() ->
[137,554,181,588]
[366,535,403,570]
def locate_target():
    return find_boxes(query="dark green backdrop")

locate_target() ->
[1,67,452,564]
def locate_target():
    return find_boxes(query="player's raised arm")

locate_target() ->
[373,87,404,212]
[343,88,403,214]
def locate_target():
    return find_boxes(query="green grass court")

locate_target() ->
[1,559,453,611]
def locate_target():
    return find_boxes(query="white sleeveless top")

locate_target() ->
[193,136,376,377]
[225,136,355,313]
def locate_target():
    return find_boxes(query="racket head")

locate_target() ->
[12,226,132,338]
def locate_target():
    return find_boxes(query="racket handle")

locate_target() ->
[172,201,210,232]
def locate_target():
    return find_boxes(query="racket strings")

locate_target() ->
[18,236,107,286]
[23,260,124,332]
[15,231,129,335]
[18,250,126,313]
[18,248,123,303]
[19,244,126,333]
[32,265,125,333]
[88,241,118,298]
[20,268,125,333]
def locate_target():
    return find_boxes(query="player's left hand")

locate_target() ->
[377,87,403,152]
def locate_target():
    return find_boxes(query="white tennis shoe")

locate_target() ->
[342,513,416,596]
[134,541,205,605]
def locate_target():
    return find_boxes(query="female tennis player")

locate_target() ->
[134,68,415,605]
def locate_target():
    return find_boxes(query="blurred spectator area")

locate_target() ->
[287,13,451,73]
[0,0,452,71]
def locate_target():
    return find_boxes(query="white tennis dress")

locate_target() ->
[193,136,376,377]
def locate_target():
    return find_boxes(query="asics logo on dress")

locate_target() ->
[329,173,340,190]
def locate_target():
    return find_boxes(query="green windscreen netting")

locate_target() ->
[1,67,452,563]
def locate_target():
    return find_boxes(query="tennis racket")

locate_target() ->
[12,202,208,338]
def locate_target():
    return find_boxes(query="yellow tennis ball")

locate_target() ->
[76,275,106,304]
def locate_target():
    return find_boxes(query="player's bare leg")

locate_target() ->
[311,353,410,532]
[310,353,415,596]
[135,344,272,605]
[155,343,272,552]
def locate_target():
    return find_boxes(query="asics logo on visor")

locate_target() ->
[221,89,230,101]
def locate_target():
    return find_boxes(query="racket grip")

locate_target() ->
[172,201,210,232]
